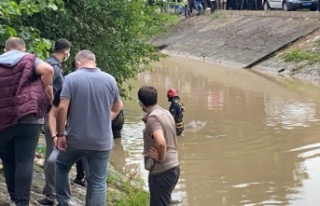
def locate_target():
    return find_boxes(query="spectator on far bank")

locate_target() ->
[194,0,204,15]
[220,0,227,10]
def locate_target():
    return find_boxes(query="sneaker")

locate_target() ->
[74,178,86,187]
[34,198,54,206]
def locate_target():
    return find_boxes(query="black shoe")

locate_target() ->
[34,198,54,206]
[74,178,86,187]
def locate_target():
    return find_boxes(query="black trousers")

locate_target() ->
[0,123,41,206]
[148,166,180,206]
[75,159,85,180]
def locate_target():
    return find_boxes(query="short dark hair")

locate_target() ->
[53,38,71,53]
[71,60,76,72]
[138,86,158,107]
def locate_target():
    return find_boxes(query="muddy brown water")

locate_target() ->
[110,56,320,206]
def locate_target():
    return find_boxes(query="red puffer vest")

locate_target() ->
[0,53,49,131]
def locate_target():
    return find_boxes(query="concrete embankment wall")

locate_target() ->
[153,11,320,68]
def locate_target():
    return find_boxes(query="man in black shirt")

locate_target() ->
[36,39,71,206]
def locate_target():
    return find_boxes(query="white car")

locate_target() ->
[263,0,318,11]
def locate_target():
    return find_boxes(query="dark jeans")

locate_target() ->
[0,123,41,206]
[209,1,216,12]
[148,166,180,206]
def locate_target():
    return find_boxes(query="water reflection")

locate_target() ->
[264,97,319,130]
[111,56,320,206]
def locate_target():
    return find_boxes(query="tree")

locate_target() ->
[0,0,175,98]
[0,0,64,58]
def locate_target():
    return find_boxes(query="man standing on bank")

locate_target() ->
[138,86,180,206]
[0,37,54,206]
[36,38,71,206]
[55,50,123,206]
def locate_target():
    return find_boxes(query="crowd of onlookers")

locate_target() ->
[0,36,184,206]
[148,0,263,17]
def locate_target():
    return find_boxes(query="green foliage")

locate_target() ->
[0,0,64,58]
[20,0,175,98]
[281,49,320,64]
[0,0,175,98]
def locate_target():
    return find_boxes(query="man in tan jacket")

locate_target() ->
[138,86,180,206]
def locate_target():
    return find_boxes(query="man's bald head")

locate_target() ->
[5,37,26,52]
[75,50,96,69]
[75,50,96,62]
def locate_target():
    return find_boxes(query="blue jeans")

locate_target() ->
[194,2,203,14]
[55,147,111,206]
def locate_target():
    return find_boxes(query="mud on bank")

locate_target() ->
[153,11,320,84]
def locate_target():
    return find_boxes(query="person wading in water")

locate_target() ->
[167,88,185,136]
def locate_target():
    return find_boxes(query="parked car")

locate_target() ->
[263,0,318,11]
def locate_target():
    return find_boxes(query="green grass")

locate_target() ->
[116,177,149,206]
[315,38,320,47]
[107,173,116,184]
[107,169,149,206]
[116,188,149,206]
[209,10,227,18]
[281,49,320,64]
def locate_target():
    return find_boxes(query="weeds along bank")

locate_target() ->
[254,28,320,83]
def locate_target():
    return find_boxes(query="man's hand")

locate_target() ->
[149,147,161,163]
[56,136,67,151]
[111,99,123,120]
[53,137,58,147]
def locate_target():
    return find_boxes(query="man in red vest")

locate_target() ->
[0,37,54,206]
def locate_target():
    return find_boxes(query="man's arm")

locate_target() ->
[151,129,167,163]
[56,98,70,136]
[169,104,178,117]
[111,99,123,120]
[35,61,54,102]
[48,105,58,142]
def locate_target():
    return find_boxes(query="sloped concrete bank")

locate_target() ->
[153,11,320,84]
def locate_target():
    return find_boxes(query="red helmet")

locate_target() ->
[167,88,178,98]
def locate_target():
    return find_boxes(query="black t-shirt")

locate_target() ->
[52,89,62,107]
[52,88,71,119]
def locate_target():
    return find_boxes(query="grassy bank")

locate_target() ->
[279,34,320,66]
[107,167,149,206]
[0,139,149,206]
